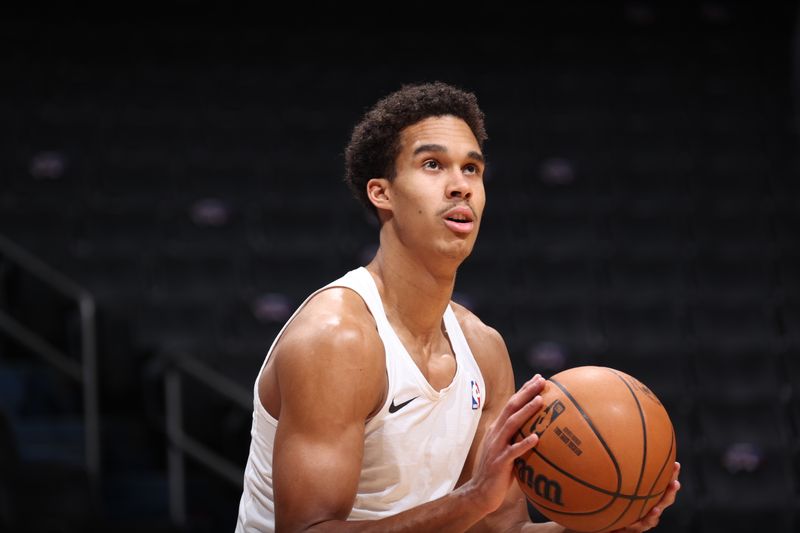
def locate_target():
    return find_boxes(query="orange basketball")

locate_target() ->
[514,366,676,533]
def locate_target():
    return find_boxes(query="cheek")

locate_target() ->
[475,187,487,214]
[400,191,430,217]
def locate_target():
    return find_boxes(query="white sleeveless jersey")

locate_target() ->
[235,267,486,532]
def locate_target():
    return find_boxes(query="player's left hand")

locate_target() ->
[610,462,681,532]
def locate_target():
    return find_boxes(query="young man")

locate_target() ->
[236,82,680,532]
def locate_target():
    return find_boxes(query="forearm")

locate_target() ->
[301,483,490,533]
[467,518,566,533]
[519,522,567,533]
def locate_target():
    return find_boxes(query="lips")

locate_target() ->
[442,206,476,234]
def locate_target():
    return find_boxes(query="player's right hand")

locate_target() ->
[467,374,546,514]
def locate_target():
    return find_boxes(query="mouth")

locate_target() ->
[442,206,476,234]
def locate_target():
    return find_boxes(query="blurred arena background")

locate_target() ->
[1,2,799,532]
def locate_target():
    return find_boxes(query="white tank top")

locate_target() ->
[235,267,486,532]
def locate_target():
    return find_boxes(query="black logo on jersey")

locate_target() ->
[389,396,418,413]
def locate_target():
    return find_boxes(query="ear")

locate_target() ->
[366,178,392,212]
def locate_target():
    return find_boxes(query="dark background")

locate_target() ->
[1,2,799,532]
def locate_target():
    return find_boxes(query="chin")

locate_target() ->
[438,240,475,262]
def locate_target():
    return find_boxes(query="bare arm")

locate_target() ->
[270,304,380,531]
[270,291,546,533]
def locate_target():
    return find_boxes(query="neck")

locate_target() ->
[366,244,459,343]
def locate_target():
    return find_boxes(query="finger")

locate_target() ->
[620,474,683,533]
[652,465,681,509]
[496,375,545,424]
[517,375,546,402]
[638,504,663,529]
[655,478,681,509]
[640,481,681,530]
[504,395,544,441]
[671,461,681,481]
[513,375,545,403]
[617,508,659,532]
[508,431,539,458]
[519,373,543,388]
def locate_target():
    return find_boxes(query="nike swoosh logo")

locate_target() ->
[388,396,418,413]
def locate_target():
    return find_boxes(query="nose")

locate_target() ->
[445,170,472,200]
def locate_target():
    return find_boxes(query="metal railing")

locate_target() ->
[163,353,251,526]
[0,234,100,491]
[0,233,250,527]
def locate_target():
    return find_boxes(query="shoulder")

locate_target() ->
[283,287,381,350]
[272,287,387,408]
[450,301,513,395]
[451,301,509,362]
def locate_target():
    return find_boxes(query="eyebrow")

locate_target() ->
[413,144,485,163]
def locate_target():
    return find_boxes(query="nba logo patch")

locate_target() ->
[470,380,481,410]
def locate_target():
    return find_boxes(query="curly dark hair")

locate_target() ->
[344,81,488,217]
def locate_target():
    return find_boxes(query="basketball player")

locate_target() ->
[236,82,680,532]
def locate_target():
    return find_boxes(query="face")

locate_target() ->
[370,115,486,262]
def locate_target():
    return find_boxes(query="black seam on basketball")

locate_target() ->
[638,428,676,520]
[549,377,623,495]
[522,373,673,524]
[595,369,649,532]
[527,467,669,519]
[529,485,669,517]
[636,425,676,521]
[526,377,624,517]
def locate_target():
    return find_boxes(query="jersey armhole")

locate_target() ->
[255,284,390,423]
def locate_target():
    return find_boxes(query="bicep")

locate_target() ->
[273,404,366,530]
[270,315,385,531]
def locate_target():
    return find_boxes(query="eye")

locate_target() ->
[464,163,482,176]
[423,159,440,170]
